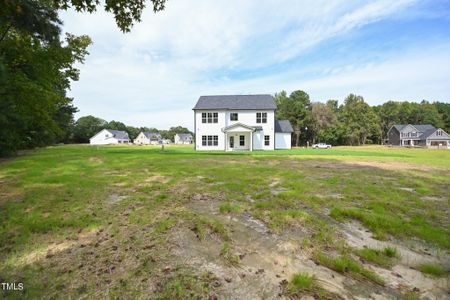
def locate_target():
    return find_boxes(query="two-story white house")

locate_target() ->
[193,95,293,151]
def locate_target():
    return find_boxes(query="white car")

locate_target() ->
[312,143,332,149]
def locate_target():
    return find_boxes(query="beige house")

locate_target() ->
[134,132,162,145]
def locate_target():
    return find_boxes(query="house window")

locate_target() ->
[230,113,238,121]
[203,112,218,123]
[202,135,218,146]
[264,135,270,146]
[239,135,245,146]
[437,130,442,136]
[256,112,267,123]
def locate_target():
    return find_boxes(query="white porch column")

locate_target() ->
[225,132,227,151]
[250,131,253,151]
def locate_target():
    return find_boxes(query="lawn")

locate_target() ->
[1,145,449,299]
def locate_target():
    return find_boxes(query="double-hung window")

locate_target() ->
[239,135,245,146]
[256,112,267,123]
[230,113,238,121]
[202,112,218,123]
[202,135,218,146]
[264,135,270,146]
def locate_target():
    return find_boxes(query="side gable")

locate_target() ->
[90,129,112,141]
[387,125,400,136]
[399,124,419,134]
[425,128,450,140]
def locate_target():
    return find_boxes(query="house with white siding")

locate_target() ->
[174,133,193,144]
[193,95,293,151]
[90,129,130,145]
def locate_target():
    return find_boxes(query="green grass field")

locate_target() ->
[1,145,449,299]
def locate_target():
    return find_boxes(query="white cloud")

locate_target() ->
[60,0,449,130]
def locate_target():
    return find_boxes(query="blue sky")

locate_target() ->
[61,0,450,130]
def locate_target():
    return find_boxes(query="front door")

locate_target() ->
[229,136,234,148]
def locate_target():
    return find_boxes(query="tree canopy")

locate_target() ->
[275,90,448,146]
[275,90,312,146]
[0,0,92,156]
[53,0,168,32]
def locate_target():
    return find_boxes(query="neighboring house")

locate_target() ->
[174,133,193,144]
[161,139,171,144]
[192,94,293,151]
[387,124,450,148]
[134,132,162,145]
[90,129,130,145]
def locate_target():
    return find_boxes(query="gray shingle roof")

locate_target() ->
[420,128,437,139]
[142,132,161,139]
[393,124,435,132]
[275,120,294,133]
[193,95,277,110]
[106,129,129,140]
[393,124,406,131]
[176,133,192,141]
[414,124,435,132]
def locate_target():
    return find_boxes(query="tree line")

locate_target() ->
[72,115,192,143]
[276,90,450,146]
[0,0,167,156]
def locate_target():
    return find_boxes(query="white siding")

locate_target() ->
[253,131,263,150]
[195,110,275,151]
[90,129,120,145]
[275,133,291,149]
[134,132,150,144]
[195,111,226,150]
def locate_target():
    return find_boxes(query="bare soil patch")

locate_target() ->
[342,221,449,298]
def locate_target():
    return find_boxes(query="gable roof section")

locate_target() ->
[176,133,192,139]
[393,124,435,133]
[106,129,129,140]
[193,95,277,110]
[392,124,406,131]
[414,124,435,132]
[420,128,438,139]
[142,132,161,139]
[275,120,294,133]
[222,122,256,132]
[423,128,450,140]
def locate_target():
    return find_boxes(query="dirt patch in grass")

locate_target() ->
[144,175,171,184]
[7,228,99,268]
[421,196,447,202]
[300,159,446,172]
[107,193,128,205]
[176,194,374,299]
[269,178,286,195]
[341,221,449,298]
[170,222,351,299]
[88,157,104,165]
[341,160,444,171]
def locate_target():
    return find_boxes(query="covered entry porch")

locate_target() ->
[222,123,255,151]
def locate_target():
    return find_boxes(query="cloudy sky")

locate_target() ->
[60,0,450,130]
